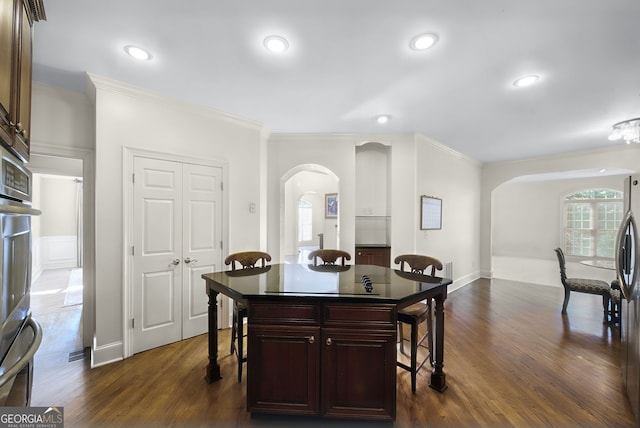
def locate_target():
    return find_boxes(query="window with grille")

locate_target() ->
[298,199,312,242]
[564,189,623,258]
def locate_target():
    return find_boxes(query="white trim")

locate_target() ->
[91,338,123,368]
[40,235,77,269]
[415,132,481,166]
[122,146,229,358]
[480,269,494,279]
[87,73,263,131]
[279,164,339,262]
[30,143,96,350]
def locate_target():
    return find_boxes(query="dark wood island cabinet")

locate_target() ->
[202,264,450,422]
[355,245,391,267]
[248,300,396,420]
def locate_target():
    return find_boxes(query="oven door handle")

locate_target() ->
[0,317,43,389]
[0,204,41,216]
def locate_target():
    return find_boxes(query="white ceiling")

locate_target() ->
[31,0,640,163]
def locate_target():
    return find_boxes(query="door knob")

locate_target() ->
[326,338,332,346]
[171,259,180,265]
[184,258,198,264]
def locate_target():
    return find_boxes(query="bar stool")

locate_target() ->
[225,251,271,382]
[394,254,443,393]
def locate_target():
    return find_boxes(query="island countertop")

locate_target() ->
[201,263,451,309]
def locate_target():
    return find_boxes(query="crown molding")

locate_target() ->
[85,73,264,132]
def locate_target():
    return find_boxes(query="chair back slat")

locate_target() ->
[554,247,567,281]
[225,251,271,271]
[308,249,351,266]
[394,254,443,276]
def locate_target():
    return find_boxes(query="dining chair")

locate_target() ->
[610,279,622,328]
[308,249,351,266]
[224,251,271,382]
[553,248,613,322]
[393,254,443,393]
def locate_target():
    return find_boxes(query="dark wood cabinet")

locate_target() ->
[321,328,396,420]
[355,246,391,268]
[247,301,396,421]
[247,324,320,416]
[0,0,45,162]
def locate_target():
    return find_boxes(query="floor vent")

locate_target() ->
[68,347,89,362]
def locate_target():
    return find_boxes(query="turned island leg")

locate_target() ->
[205,287,222,383]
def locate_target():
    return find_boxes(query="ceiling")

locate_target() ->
[31,0,640,163]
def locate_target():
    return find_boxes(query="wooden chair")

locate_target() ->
[610,279,622,327]
[224,251,271,382]
[554,248,612,322]
[308,249,351,266]
[393,254,443,393]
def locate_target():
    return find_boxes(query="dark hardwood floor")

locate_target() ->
[30,271,635,427]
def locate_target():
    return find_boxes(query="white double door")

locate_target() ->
[132,156,222,354]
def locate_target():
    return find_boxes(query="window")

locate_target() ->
[298,199,312,242]
[564,189,623,258]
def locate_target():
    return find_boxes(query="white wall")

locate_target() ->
[414,134,482,287]
[482,144,640,281]
[283,171,337,255]
[492,175,625,286]
[87,74,265,365]
[268,133,483,290]
[36,175,80,269]
[356,143,390,216]
[31,82,94,150]
[30,83,95,348]
[267,134,357,261]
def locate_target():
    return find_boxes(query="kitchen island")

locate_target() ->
[201,263,450,421]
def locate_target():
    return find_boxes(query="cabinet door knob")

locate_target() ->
[308,336,315,344]
[326,338,332,346]
[171,259,180,265]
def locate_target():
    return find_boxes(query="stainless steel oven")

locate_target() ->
[0,145,42,406]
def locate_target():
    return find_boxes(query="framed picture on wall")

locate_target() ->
[420,195,442,230]
[325,193,338,218]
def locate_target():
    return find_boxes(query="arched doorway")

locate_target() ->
[280,164,339,263]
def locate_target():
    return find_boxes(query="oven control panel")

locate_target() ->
[0,146,31,203]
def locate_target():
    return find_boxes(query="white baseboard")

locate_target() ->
[91,338,123,368]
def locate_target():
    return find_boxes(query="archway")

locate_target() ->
[280,164,339,263]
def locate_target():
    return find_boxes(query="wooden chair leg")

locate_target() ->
[426,302,434,367]
[399,322,406,354]
[230,307,237,355]
[602,294,610,323]
[562,289,570,314]
[237,312,244,383]
[410,321,418,393]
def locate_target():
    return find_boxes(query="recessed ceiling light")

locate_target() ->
[409,33,439,51]
[124,45,152,61]
[263,35,289,53]
[376,115,391,124]
[513,75,539,88]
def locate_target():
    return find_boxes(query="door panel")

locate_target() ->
[133,157,222,352]
[182,164,221,338]
[142,270,177,328]
[133,157,182,353]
